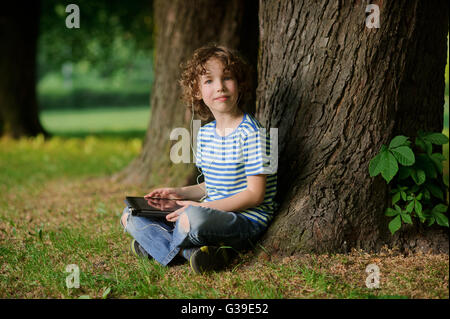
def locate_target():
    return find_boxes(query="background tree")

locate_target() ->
[256,0,449,255]
[115,0,259,186]
[0,1,46,138]
[0,0,153,138]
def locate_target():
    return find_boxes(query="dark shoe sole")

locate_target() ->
[190,246,229,274]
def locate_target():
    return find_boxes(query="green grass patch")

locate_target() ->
[0,135,142,192]
[40,106,150,137]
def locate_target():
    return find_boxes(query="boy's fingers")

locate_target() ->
[166,211,176,221]
[166,206,184,222]
[166,215,177,222]
[146,190,163,198]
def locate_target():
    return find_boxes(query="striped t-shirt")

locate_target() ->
[195,112,278,226]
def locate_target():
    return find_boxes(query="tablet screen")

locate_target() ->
[126,197,183,212]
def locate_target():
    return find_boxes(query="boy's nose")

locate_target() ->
[216,82,225,92]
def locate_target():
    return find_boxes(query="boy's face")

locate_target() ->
[197,58,239,116]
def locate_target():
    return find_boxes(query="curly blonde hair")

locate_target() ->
[179,44,253,121]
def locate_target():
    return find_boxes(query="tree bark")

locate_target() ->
[0,1,47,138]
[256,0,449,255]
[115,0,259,187]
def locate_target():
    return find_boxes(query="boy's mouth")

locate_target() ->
[214,96,229,101]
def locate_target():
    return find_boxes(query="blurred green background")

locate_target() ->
[37,0,153,137]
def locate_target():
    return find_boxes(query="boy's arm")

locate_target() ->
[201,174,266,212]
[177,182,206,201]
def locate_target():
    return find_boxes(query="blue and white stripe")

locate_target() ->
[195,113,278,226]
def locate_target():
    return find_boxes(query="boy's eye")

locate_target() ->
[204,80,212,84]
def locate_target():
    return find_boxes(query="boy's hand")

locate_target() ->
[144,187,183,200]
[166,206,185,222]
[147,197,178,210]
[165,200,203,222]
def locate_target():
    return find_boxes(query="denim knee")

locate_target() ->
[183,205,210,232]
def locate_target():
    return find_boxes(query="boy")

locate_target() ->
[121,44,278,273]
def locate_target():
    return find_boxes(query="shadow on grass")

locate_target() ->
[48,129,147,140]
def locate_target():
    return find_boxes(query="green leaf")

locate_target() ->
[415,200,422,215]
[426,183,444,200]
[390,146,415,166]
[416,210,426,223]
[380,151,399,183]
[392,192,401,205]
[400,191,407,201]
[432,204,448,214]
[385,207,398,216]
[411,169,426,185]
[369,151,384,177]
[422,133,449,145]
[427,217,435,226]
[389,136,409,149]
[400,213,412,224]
[430,154,443,172]
[416,169,426,185]
[405,201,415,213]
[369,155,381,177]
[435,213,449,227]
[431,153,447,161]
[388,215,402,235]
[418,137,433,156]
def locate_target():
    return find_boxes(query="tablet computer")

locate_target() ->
[124,196,183,218]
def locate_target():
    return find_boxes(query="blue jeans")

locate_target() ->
[121,205,266,266]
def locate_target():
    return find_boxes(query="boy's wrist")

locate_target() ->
[175,186,186,198]
[178,184,206,201]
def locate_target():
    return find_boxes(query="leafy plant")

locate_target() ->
[369,131,449,234]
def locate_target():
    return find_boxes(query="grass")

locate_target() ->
[0,107,449,299]
[40,106,150,137]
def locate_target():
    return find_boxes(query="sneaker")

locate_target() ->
[130,239,152,260]
[189,246,229,274]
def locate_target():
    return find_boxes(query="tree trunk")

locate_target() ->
[256,0,448,255]
[115,0,259,187]
[0,1,47,138]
